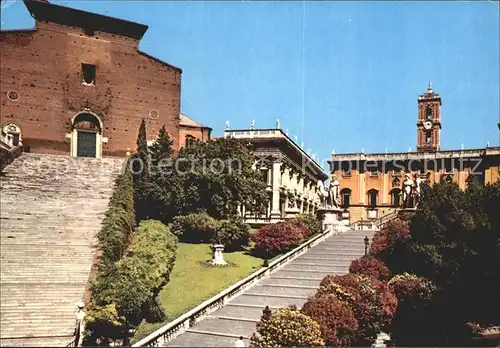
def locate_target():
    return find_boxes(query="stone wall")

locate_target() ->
[0,21,181,156]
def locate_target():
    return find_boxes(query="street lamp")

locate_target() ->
[75,301,85,346]
[364,236,369,256]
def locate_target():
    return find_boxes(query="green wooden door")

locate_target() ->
[77,132,97,157]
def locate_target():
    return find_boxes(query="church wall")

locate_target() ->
[178,127,211,149]
[0,20,181,156]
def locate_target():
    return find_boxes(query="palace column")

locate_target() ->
[270,159,282,219]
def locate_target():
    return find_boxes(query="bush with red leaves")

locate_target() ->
[369,218,411,255]
[349,256,391,281]
[287,219,311,239]
[388,273,436,304]
[251,221,304,257]
[302,295,359,347]
[317,274,398,345]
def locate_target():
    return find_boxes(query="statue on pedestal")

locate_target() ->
[316,180,329,208]
[402,173,415,208]
[328,175,341,209]
[413,174,423,208]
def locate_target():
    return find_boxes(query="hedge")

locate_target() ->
[86,220,177,345]
[96,166,135,269]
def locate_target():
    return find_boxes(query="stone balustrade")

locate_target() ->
[132,225,339,348]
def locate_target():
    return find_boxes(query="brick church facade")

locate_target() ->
[0,0,210,158]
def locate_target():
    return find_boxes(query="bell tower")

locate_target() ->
[417,82,441,152]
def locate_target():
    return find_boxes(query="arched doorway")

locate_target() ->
[71,112,102,158]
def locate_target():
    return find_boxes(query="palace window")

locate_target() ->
[185,135,196,148]
[391,188,401,207]
[341,188,351,208]
[426,107,433,120]
[342,167,351,177]
[393,167,402,176]
[369,169,378,177]
[367,189,378,207]
[82,63,96,85]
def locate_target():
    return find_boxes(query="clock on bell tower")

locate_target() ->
[417,82,441,152]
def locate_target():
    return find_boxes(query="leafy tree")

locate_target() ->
[170,138,269,220]
[383,180,500,346]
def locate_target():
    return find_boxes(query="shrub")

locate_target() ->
[370,218,411,256]
[83,304,124,346]
[250,307,325,347]
[349,255,391,281]
[169,212,218,243]
[317,274,398,345]
[387,273,437,346]
[287,218,311,239]
[214,216,250,251]
[251,221,304,257]
[97,166,135,269]
[302,295,358,347]
[292,213,322,236]
[388,272,436,303]
[88,220,177,344]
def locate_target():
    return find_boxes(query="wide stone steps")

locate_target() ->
[166,229,376,347]
[0,335,75,347]
[0,153,124,346]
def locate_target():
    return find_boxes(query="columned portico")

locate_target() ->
[270,159,282,219]
[224,128,328,226]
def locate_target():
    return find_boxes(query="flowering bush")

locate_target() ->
[250,307,324,348]
[302,295,358,347]
[251,221,304,257]
[388,272,436,303]
[370,218,410,255]
[289,213,322,237]
[387,273,437,346]
[317,274,397,345]
[349,256,391,281]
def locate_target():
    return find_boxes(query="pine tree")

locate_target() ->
[132,119,151,222]
[149,125,174,167]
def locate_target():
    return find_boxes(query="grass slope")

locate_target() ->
[132,243,264,342]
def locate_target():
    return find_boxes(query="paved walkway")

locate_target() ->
[165,229,376,347]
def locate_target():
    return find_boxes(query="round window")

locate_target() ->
[7,90,19,102]
[149,110,159,120]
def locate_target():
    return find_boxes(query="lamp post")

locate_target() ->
[364,236,369,256]
[75,301,85,347]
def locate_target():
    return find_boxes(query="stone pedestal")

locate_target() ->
[285,207,300,219]
[211,244,227,265]
[316,207,346,233]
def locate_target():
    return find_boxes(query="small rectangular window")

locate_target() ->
[82,63,96,85]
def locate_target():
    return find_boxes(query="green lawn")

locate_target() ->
[132,243,264,343]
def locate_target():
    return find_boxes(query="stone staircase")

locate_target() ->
[0,153,125,347]
[165,229,376,347]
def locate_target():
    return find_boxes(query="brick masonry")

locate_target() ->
[1,18,182,156]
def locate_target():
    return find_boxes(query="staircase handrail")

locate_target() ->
[132,226,340,347]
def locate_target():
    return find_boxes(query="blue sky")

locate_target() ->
[2,0,499,171]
